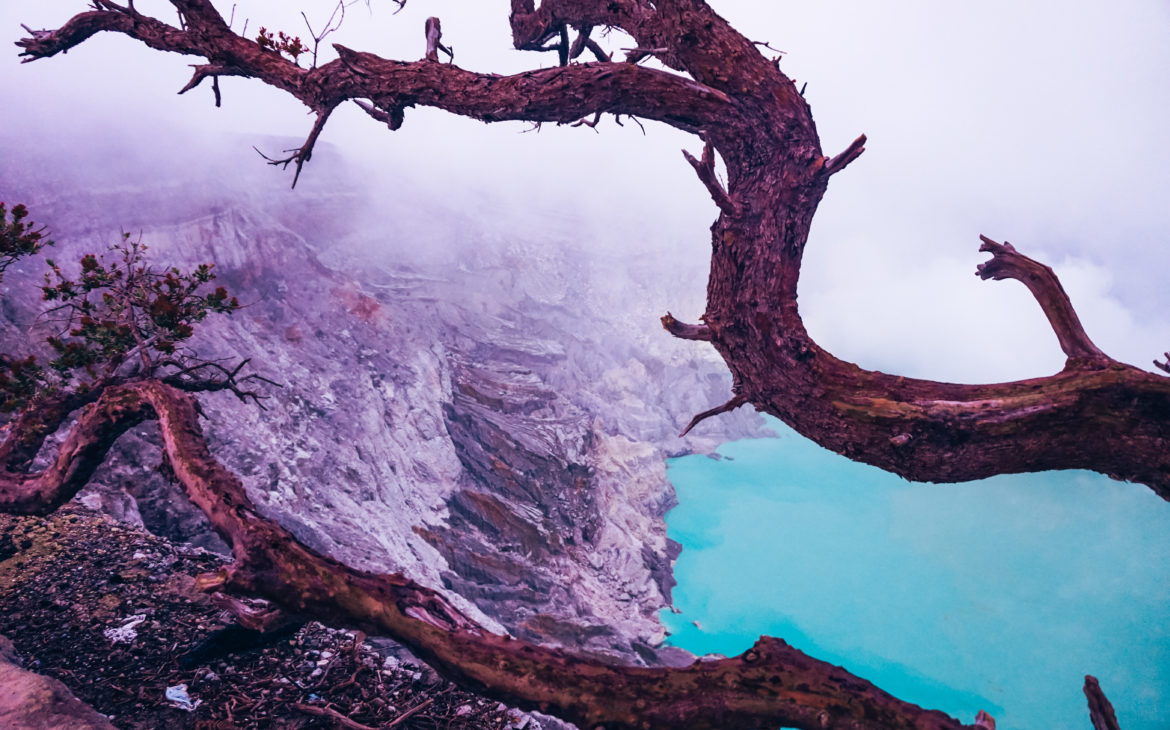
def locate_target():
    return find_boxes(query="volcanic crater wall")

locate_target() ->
[0,137,769,662]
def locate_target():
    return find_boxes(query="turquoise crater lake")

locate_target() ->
[661,418,1170,730]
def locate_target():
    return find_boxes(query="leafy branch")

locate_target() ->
[2,216,249,414]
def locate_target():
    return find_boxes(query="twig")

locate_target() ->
[301,0,362,68]
[682,143,737,216]
[159,357,280,406]
[19,23,52,40]
[680,394,748,437]
[1154,352,1170,375]
[751,39,786,55]
[570,111,603,131]
[253,106,334,187]
[614,114,645,134]
[293,702,377,730]
[386,698,435,728]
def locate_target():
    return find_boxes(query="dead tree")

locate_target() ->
[6,1,1156,727]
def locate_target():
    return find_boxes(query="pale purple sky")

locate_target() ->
[2,1,1168,383]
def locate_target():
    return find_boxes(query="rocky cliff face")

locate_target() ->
[0,135,768,662]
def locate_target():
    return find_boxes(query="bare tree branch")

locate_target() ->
[820,133,867,177]
[253,106,334,188]
[1084,676,1122,730]
[680,393,747,437]
[0,388,107,473]
[977,236,1109,367]
[0,380,980,730]
[159,357,280,405]
[178,63,245,106]
[353,98,405,130]
[660,312,712,341]
[682,142,737,216]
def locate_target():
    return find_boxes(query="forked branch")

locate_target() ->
[568,24,610,63]
[178,63,246,106]
[159,357,281,406]
[683,143,737,216]
[977,236,1109,366]
[254,107,334,188]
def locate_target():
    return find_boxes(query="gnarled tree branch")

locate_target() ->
[11,1,1158,727]
[0,384,153,514]
[0,378,981,730]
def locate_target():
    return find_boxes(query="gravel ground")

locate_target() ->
[0,505,528,729]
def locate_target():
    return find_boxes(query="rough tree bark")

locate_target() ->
[17,0,1169,499]
[6,0,1153,727]
[1,380,975,729]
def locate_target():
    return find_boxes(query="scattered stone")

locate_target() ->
[0,505,522,729]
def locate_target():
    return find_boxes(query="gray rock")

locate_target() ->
[0,135,771,663]
[0,634,116,730]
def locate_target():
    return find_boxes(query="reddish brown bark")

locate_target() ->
[0,385,148,514]
[0,379,975,730]
[17,0,1168,500]
[1084,676,1122,730]
[9,0,1156,727]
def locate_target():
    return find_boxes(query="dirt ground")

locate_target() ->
[0,505,525,729]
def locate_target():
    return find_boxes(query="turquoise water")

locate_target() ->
[661,418,1170,729]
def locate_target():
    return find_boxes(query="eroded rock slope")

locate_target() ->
[0,135,768,661]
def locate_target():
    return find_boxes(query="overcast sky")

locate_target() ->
[2,1,1168,384]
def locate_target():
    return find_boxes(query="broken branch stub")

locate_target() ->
[424,16,453,63]
[1083,676,1122,730]
[0,380,984,729]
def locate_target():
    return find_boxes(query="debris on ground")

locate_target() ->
[0,505,526,729]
